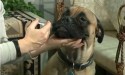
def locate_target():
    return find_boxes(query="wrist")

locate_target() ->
[29,44,47,57]
[12,40,21,57]
[18,39,32,54]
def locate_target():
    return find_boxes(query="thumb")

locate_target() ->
[60,39,74,44]
[50,34,74,44]
[29,19,39,29]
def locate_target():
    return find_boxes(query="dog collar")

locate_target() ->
[58,49,94,70]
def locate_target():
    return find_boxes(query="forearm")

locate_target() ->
[18,38,48,58]
[29,44,48,58]
[0,39,32,65]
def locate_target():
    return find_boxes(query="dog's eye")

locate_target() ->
[80,17,87,22]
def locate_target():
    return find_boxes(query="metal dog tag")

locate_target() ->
[68,69,75,75]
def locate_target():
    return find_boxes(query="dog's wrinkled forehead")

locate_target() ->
[52,6,96,39]
[62,8,90,26]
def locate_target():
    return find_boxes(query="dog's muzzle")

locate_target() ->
[52,16,89,40]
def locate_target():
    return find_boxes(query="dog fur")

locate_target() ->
[41,6,104,75]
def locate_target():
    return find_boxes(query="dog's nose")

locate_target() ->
[62,17,72,23]
[57,27,67,32]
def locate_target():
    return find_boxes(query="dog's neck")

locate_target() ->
[60,42,94,63]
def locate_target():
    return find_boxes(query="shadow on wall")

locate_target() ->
[94,0,114,31]
[103,0,125,31]
[94,0,125,31]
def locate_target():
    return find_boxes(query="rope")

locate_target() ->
[55,0,65,21]
[54,0,75,21]
[115,4,125,75]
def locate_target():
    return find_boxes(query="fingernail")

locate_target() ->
[46,21,50,24]
[46,21,52,27]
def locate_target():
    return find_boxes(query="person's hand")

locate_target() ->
[30,34,84,57]
[18,19,52,54]
[41,35,84,52]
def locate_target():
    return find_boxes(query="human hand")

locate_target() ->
[18,19,52,54]
[29,34,84,57]
[42,35,84,51]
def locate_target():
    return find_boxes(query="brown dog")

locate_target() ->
[41,6,104,75]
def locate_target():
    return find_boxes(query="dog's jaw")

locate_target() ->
[62,39,94,64]
[80,41,94,63]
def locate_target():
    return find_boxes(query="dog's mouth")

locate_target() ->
[81,40,86,49]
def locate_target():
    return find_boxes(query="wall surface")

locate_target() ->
[71,0,125,31]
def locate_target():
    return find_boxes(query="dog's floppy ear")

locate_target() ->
[96,19,104,43]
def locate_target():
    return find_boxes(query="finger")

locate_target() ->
[49,34,55,39]
[29,19,39,29]
[44,29,51,39]
[40,21,52,32]
[64,41,76,46]
[63,39,82,47]
[72,39,82,46]
[60,39,74,45]
[72,39,82,47]
[50,35,74,44]
[73,43,84,48]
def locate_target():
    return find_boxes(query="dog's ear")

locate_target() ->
[96,19,104,43]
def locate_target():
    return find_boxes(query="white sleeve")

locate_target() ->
[0,1,30,66]
[0,0,8,43]
[0,0,5,17]
[0,42,17,65]
[0,1,17,65]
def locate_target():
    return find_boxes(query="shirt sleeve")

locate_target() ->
[0,41,17,65]
[0,1,17,65]
[0,1,31,66]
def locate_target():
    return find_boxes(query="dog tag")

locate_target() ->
[68,69,75,75]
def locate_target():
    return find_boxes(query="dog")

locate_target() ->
[41,6,104,75]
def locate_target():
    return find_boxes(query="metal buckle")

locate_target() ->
[79,64,82,70]
[72,62,75,69]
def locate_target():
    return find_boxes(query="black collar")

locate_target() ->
[58,49,94,70]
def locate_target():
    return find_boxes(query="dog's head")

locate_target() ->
[52,6,104,46]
